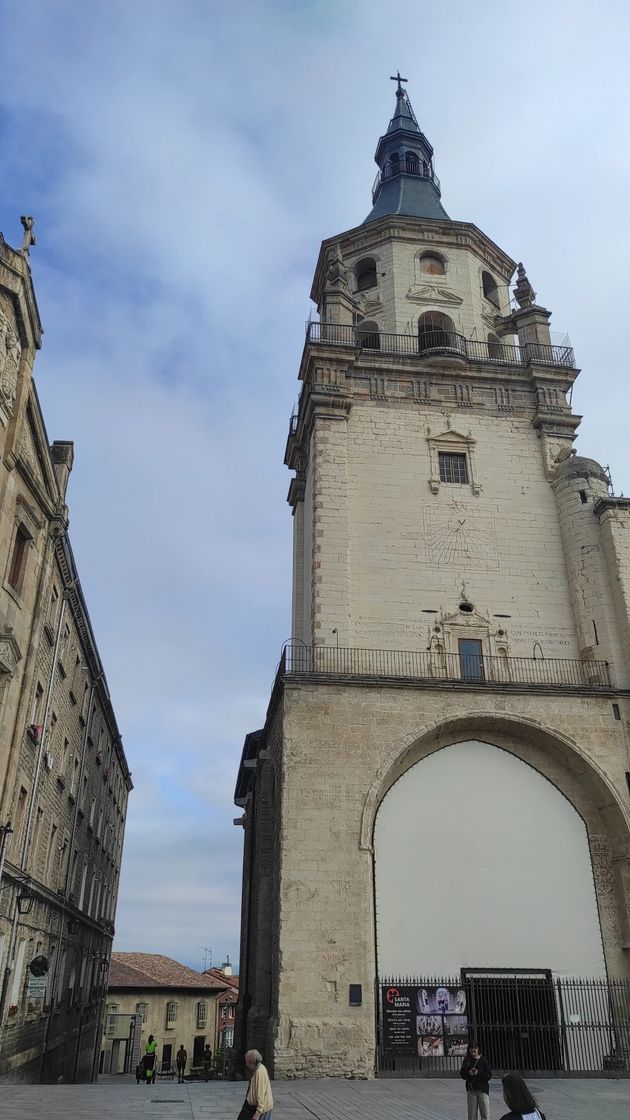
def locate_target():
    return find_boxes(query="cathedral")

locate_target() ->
[234,79,630,1079]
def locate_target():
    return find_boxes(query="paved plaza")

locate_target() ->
[0,1077,627,1120]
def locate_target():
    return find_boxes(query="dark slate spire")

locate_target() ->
[363,80,449,225]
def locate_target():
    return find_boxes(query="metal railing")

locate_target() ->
[306,321,575,368]
[372,160,441,200]
[282,643,612,690]
[377,975,630,1077]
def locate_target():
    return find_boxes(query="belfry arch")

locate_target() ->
[364,713,630,980]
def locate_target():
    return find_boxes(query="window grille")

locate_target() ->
[438,452,469,485]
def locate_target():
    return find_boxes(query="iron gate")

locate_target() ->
[377,972,630,1077]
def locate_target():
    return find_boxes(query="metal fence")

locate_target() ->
[377,974,630,1077]
[282,643,612,691]
[305,321,575,369]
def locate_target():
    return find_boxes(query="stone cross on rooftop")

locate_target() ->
[20,216,36,256]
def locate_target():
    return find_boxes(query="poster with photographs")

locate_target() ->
[382,984,468,1058]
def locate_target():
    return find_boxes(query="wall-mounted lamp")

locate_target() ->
[17,890,34,916]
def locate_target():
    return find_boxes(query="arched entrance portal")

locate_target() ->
[374,740,606,978]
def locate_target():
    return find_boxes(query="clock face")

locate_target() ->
[424,500,499,570]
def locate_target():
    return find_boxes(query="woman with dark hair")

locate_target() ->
[460,1043,492,1119]
[500,1072,546,1120]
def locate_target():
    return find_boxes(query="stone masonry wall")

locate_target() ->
[271,681,630,1078]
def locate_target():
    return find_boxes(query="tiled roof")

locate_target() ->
[205,967,239,990]
[110,953,227,991]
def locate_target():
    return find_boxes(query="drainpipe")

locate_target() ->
[0,593,67,1028]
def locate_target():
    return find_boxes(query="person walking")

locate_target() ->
[143,1034,157,1085]
[460,1042,492,1120]
[499,1072,546,1119]
[176,1044,188,1083]
[203,1043,213,1081]
[238,1049,273,1120]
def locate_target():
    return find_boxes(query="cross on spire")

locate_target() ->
[390,71,407,94]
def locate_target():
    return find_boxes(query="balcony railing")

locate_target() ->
[372,159,441,200]
[306,322,575,369]
[281,643,612,691]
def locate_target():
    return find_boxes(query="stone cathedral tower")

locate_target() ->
[235,80,630,1080]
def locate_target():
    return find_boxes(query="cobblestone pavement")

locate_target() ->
[0,1076,627,1119]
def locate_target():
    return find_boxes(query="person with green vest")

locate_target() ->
[143,1034,158,1084]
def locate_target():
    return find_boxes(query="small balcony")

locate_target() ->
[281,643,612,692]
[372,158,441,200]
[305,322,575,369]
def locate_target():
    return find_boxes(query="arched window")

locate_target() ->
[388,153,400,176]
[487,332,502,359]
[355,258,377,292]
[418,311,456,354]
[357,320,380,350]
[419,252,446,276]
[405,152,419,175]
[482,270,500,309]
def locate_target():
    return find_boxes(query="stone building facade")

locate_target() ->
[0,222,132,1081]
[102,954,227,1075]
[234,83,630,1078]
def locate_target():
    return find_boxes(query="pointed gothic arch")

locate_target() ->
[360,711,630,976]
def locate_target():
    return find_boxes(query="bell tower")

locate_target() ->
[236,79,630,1082]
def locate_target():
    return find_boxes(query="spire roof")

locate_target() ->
[363,80,449,225]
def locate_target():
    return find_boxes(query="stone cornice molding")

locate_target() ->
[312,216,517,304]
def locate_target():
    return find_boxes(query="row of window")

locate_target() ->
[1,932,107,1015]
[11,781,118,919]
[356,310,505,358]
[354,252,501,309]
[123,998,234,1029]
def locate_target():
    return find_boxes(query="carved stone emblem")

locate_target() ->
[0,310,21,412]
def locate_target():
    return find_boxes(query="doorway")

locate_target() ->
[458,638,484,681]
[193,1035,206,1066]
[463,969,562,1071]
[161,1043,172,1068]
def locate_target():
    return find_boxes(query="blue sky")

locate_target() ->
[1,0,629,971]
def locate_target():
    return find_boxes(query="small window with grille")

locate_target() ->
[136,1001,148,1022]
[197,1000,208,1028]
[166,1000,178,1025]
[438,452,469,485]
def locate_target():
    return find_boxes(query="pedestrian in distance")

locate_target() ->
[176,1044,188,1083]
[143,1033,157,1085]
[203,1043,213,1081]
[460,1041,492,1120]
[237,1049,273,1120]
[499,1072,546,1120]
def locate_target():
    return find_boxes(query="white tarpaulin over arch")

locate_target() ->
[374,740,606,977]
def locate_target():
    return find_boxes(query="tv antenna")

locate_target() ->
[201,946,213,972]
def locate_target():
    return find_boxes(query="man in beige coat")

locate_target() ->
[245,1049,273,1120]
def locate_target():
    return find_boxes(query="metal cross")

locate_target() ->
[390,71,408,92]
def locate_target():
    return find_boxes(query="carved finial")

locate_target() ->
[20,216,36,256]
[325,243,349,290]
[513,262,536,308]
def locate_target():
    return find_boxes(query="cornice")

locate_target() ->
[312,216,516,303]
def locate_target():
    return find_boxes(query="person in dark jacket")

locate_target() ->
[460,1042,492,1120]
[499,1072,545,1120]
